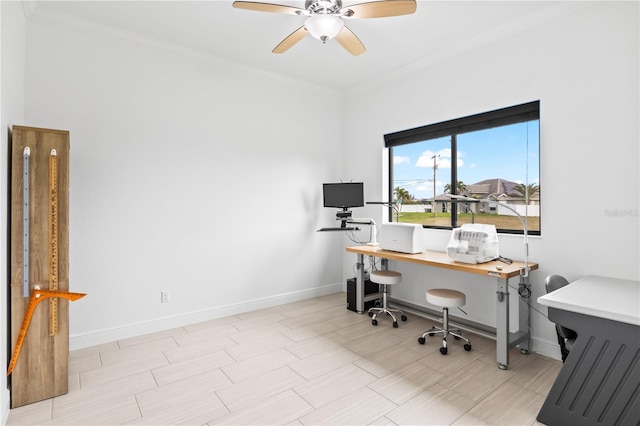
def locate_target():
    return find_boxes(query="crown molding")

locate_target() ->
[23,4,342,98]
[348,1,593,95]
[21,0,38,19]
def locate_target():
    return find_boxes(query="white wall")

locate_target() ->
[3,10,638,421]
[342,1,639,359]
[22,13,348,348]
[1,1,27,422]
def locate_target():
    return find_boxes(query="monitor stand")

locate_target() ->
[317,209,360,232]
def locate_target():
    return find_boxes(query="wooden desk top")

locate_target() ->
[346,245,538,280]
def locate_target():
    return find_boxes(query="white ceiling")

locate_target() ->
[30,1,577,91]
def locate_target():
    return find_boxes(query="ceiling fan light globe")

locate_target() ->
[305,15,344,43]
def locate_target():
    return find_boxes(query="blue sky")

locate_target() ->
[392,121,539,200]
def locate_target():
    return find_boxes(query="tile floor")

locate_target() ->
[7,292,561,425]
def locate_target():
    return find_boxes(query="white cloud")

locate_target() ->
[394,156,410,165]
[416,148,465,169]
[438,157,452,169]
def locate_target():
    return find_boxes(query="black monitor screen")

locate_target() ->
[323,182,364,209]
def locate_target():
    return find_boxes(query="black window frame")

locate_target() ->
[384,100,540,236]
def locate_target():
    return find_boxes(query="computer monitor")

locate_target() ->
[323,182,364,209]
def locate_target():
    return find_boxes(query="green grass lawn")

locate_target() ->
[395,212,540,232]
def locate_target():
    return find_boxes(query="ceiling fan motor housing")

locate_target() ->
[233,0,417,55]
[305,0,343,14]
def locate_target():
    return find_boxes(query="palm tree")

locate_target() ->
[393,186,413,214]
[512,183,539,204]
[444,181,467,195]
[393,186,412,203]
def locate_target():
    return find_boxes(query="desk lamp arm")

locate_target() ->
[450,200,475,223]
[366,201,400,222]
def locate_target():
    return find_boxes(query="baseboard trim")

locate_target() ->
[69,283,343,351]
[390,297,497,338]
[528,337,562,361]
[1,388,10,426]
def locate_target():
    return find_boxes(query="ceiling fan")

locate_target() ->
[232,0,417,56]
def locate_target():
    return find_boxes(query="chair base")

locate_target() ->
[368,307,407,328]
[367,282,407,328]
[418,326,472,354]
[418,307,472,354]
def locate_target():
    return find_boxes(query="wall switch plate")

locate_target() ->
[161,290,170,303]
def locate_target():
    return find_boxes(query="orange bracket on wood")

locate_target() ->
[7,289,86,376]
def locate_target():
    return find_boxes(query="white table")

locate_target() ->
[538,275,639,326]
[537,275,640,425]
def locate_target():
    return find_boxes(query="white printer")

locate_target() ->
[380,223,425,254]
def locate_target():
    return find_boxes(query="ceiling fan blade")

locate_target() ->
[273,26,308,54]
[335,26,366,56]
[232,1,305,15]
[341,0,417,19]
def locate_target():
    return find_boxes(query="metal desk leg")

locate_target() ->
[381,258,388,271]
[355,255,387,314]
[496,276,532,370]
[356,253,365,313]
[518,275,532,355]
[496,277,510,370]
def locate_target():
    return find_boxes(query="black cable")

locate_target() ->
[518,280,532,298]
[368,255,380,272]
[350,254,380,279]
[508,282,549,321]
[346,230,367,245]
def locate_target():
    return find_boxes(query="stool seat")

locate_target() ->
[419,288,472,355]
[370,270,402,285]
[367,270,406,328]
[426,288,466,308]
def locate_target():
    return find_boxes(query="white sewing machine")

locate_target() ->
[446,223,499,264]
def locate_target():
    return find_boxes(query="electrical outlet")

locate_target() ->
[161,290,170,303]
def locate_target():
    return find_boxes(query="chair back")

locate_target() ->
[545,274,569,293]
[544,275,578,340]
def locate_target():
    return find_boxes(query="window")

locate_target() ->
[385,101,540,235]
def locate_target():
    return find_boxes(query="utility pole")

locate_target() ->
[431,154,439,218]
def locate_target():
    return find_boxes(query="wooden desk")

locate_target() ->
[537,275,640,426]
[346,245,539,369]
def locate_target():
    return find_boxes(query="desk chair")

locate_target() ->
[545,274,577,362]
[418,289,472,354]
[368,270,407,328]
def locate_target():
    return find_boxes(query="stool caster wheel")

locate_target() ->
[418,337,426,345]
[393,322,398,328]
[372,319,378,326]
[464,344,472,351]
[401,315,407,321]
[368,311,374,317]
[454,335,461,340]
[428,333,435,337]
[440,347,448,355]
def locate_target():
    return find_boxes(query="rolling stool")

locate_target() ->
[368,270,407,328]
[418,288,472,354]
